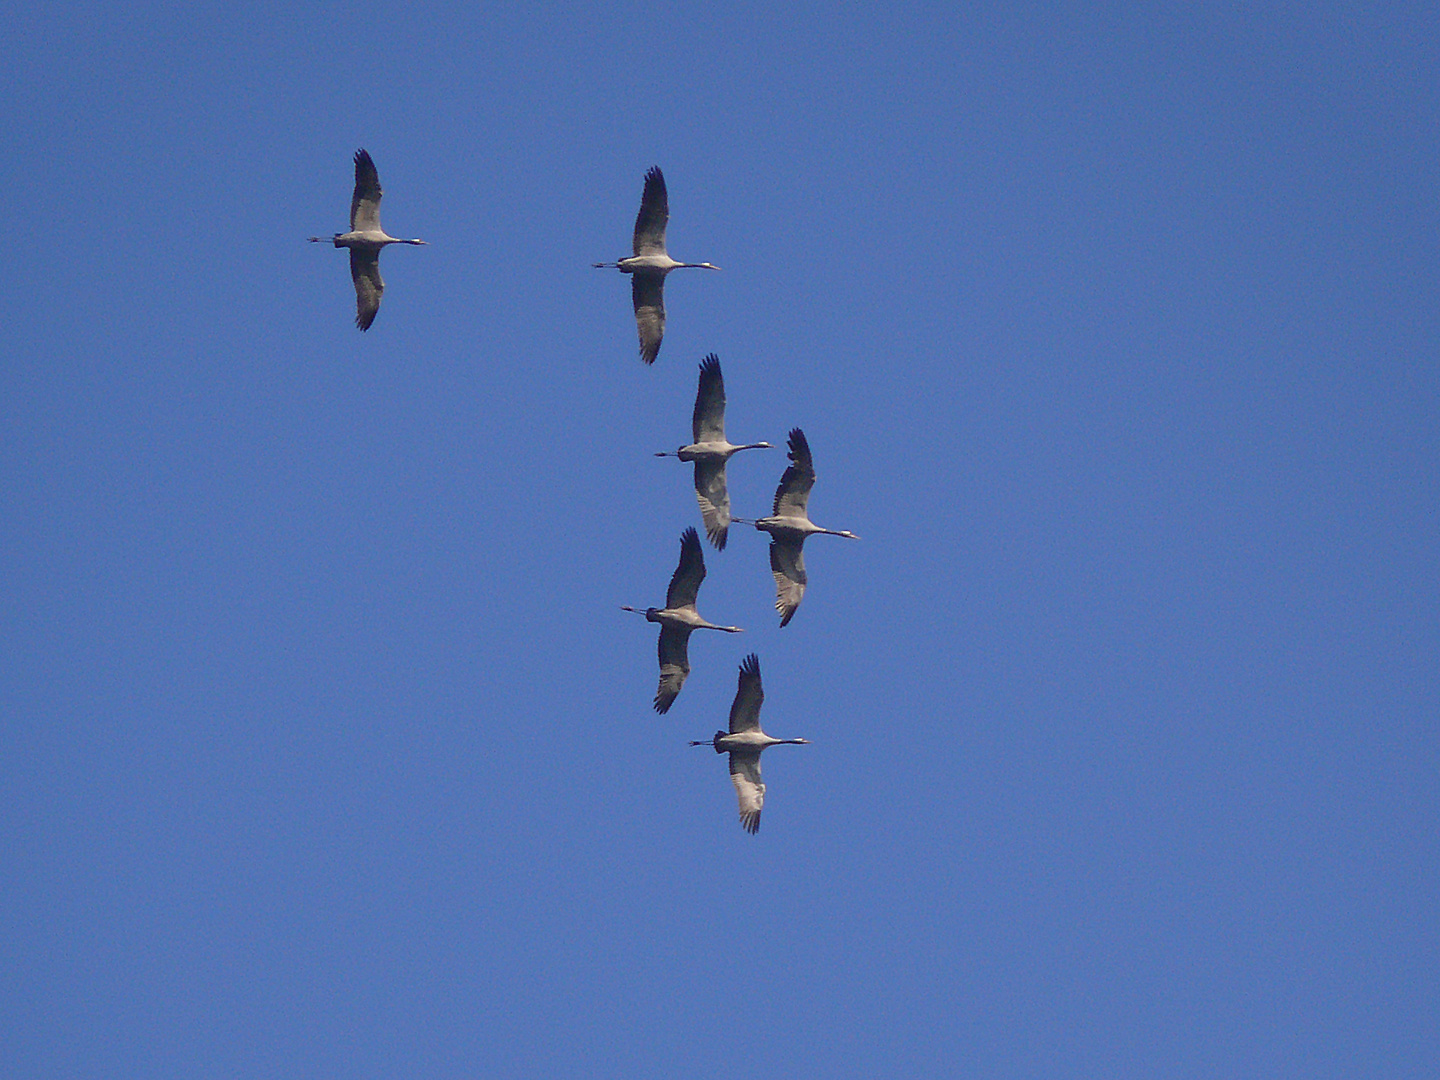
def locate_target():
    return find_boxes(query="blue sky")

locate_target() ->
[3,3,1437,1077]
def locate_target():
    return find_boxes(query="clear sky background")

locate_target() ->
[3,3,1436,1077]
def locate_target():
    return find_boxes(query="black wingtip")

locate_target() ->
[680,526,702,549]
[739,653,760,678]
[644,165,664,185]
[787,428,808,457]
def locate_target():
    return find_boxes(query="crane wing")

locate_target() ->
[350,149,384,233]
[632,272,666,364]
[772,428,816,518]
[664,527,706,610]
[694,459,730,551]
[692,353,727,443]
[654,623,691,714]
[728,653,764,733]
[769,537,807,627]
[728,751,764,834]
[632,166,669,257]
[349,248,384,331]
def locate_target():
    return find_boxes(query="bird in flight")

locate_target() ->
[623,528,743,713]
[690,654,810,834]
[735,428,859,626]
[655,354,773,550]
[593,166,719,364]
[309,149,427,330]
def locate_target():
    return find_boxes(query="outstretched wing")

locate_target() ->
[769,537,807,627]
[693,459,730,551]
[632,272,666,364]
[692,353,727,444]
[772,427,816,518]
[664,527,706,610]
[728,751,764,834]
[654,623,691,714]
[728,653,764,733]
[633,166,668,257]
[350,149,383,232]
[349,248,384,331]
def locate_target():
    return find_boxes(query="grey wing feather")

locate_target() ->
[632,272,665,364]
[694,459,730,551]
[350,149,383,232]
[772,427,816,518]
[654,623,691,714]
[692,354,727,443]
[729,752,764,834]
[665,527,706,610]
[770,537,807,627]
[633,166,669,256]
[350,248,384,331]
[728,653,764,733]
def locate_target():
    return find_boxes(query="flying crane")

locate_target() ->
[690,654,810,834]
[735,428,859,626]
[593,166,719,363]
[308,149,427,331]
[623,528,743,713]
[655,354,773,550]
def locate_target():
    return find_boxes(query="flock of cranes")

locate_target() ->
[309,155,854,833]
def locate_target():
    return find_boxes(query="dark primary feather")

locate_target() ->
[665,527,706,610]
[349,149,383,232]
[632,165,669,256]
[692,353,727,444]
[349,248,384,331]
[654,624,690,714]
[694,459,730,550]
[632,272,665,364]
[729,752,764,834]
[772,427,816,517]
[728,653,764,733]
[769,540,807,626]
